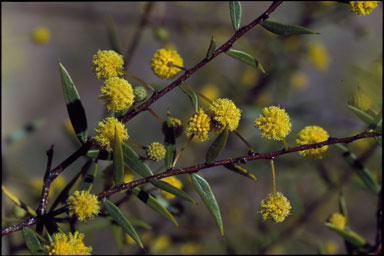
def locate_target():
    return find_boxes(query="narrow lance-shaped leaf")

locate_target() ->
[22,228,44,256]
[132,187,178,226]
[111,224,124,254]
[325,223,366,247]
[191,174,224,236]
[229,1,242,31]
[113,126,124,186]
[334,143,380,193]
[126,217,152,230]
[106,16,122,54]
[59,62,88,144]
[224,163,257,181]
[80,161,98,192]
[260,20,319,35]
[206,36,216,59]
[151,179,196,203]
[225,48,266,73]
[180,84,199,113]
[164,113,176,169]
[102,199,144,248]
[122,142,153,177]
[206,128,229,164]
[338,192,349,225]
[86,149,112,160]
[347,104,375,126]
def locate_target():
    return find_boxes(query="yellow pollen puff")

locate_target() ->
[328,212,347,230]
[92,50,124,80]
[46,231,92,255]
[348,1,379,15]
[296,125,329,159]
[146,142,166,161]
[160,176,183,199]
[67,190,100,222]
[307,42,330,71]
[186,108,211,141]
[31,26,50,45]
[94,117,129,152]
[151,48,183,79]
[259,192,291,223]
[208,98,241,133]
[255,105,291,141]
[99,77,134,112]
[348,90,372,111]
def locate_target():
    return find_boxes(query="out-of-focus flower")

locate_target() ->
[31,26,50,45]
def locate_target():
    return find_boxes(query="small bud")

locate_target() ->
[13,205,27,219]
[133,86,148,102]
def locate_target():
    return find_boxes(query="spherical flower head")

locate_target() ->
[123,173,134,184]
[186,108,211,141]
[348,91,372,111]
[208,98,241,133]
[133,86,148,102]
[46,231,92,255]
[92,50,124,80]
[99,77,134,112]
[67,190,100,222]
[146,142,166,161]
[328,212,346,230]
[31,26,50,45]
[94,117,129,152]
[255,106,292,141]
[348,1,379,15]
[308,42,330,71]
[151,48,183,79]
[259,192,291,223]
[160,176,182,199]
[296,126,329,159]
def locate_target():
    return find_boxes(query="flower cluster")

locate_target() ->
[259,192,291,223]
[31,26,50,45]
[160,176,183,199]
[92,50,124,80]
[255,106,291,141]
[46,232,92,255]
[348,1,379,15]
[208,98,241,133]
[99,77,134,112]
[67,190,100,222]
[186,108,211,141]
[94,117,128,152]
[307,42,330,71]
[146,142,166,161]
[328,212,346,230]
[151,48,183,79]
[296,126,329,159]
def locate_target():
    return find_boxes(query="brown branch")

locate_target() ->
[3,130,380,236]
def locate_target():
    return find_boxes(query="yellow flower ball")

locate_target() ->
[31,26,50,45]
[123,173,134,184]
[255,106,292,141]
[208,98,241,133]
[348,1,379,15]
[307,42,330,71]
[289,71,309,90]
[160,176,183,199]
[92,50,124,80]
[99,77,134,112]
[348,90,372,111]
[94,117,129,152]
[67,191,100,222]
[200,83,219,101]
[46,232,92,255]
[151,48,183,79]
[259,192,291,223]
[146,142,166,161]
[328,212,346,230]
[186,109,211,141]
[296,126,329,159]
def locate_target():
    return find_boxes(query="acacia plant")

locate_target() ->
[2,1,382,255]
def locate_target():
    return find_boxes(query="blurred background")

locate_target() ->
[2,2,382,254]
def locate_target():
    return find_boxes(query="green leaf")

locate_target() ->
[132,187,178,226]
[113,127,124,185]
[260,20,319,35]
[206,36,216,59]
[111,224,124,254]
[191,174,224,236]
[5,118,45,146]
[338,192,349,225]
[59,62,88,144]
[229,1,242,31]
[334,143,380,193]
[122,142,153,177]
[224,163,257,181]
[164,114,176,169]
[80,161,98,192]
[206,128,229,164]
[86,149,112,160]
[348,104,375,125]
[180,84,199,113]
[106,16,122,54]
[225,48,265,73]
[325,223,366,247]
[22,228,44,255]
[126,218,152,230]
[102,199,144,248]
[151,179,196,203]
